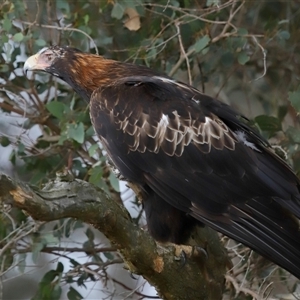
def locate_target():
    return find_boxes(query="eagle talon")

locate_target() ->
[173,244,208,267]
[176,249,187,269]
[194,246,208,260]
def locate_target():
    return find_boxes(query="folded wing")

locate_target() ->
[90,75,300,278]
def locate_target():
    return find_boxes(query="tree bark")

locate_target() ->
[0,172,228,300]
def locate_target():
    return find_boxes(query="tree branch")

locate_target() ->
[0,173,228,300]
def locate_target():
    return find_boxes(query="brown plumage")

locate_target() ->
[24,46,300,278]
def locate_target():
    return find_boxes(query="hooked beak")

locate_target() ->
[23,48,50,76]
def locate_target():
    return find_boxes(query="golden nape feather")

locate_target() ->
[24,46,300,279]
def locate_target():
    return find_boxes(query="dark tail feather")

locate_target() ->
[192,198,300,278]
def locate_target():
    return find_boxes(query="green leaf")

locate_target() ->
[32,262,64,300]
[88,143,99,157]
[1,35,9,43]
[67,287,83,300]
[289,88,300,113]
[85,228,95,241]
[18,142,25,154]
[88,165,103,185]
[66,275,75,284]
[56,261,64,273]
[0,136,10,147]
[3,18,12,31]
[13,32,24,42]
[1,2,12,13]
[35,39,46,47]
[278,30,290,40]
[111,2,125,19]
[9,149,16,164]
[42,232,59,245]
[70,258,80,267]
[77,273,88,288]
[31,242,44,264]
[286,126,300,144]
[103,252,114,260]
[70,96,76,110]
[52,286,62,300]
[42,270,58,283]
[18,253,27,273]
[58,132,68,145]
[57,0,70,14]
[192,35,210,53]
[85,126,95,137]
[67,123,85,143]
[63,218,74,238]
[206,0,220,6]
[237,51,250,65]
[146,48,157,62]
[36,83,49,94]
[32,269,62,300]
[237,28,248,35]
[100,36,113,46]
[62,219,84,237]
[109,172,120,192]
[254,115,282,135]
[46,101,65,120]
[0,64,9,72]
[221,52,234,67]
[73,220,84,231]
[83,14,89,25]
[92,254,103,263]
[278,105,288,121]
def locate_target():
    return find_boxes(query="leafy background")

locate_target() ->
[0,0,300,299]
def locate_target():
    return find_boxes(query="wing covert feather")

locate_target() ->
[91,76,238,156]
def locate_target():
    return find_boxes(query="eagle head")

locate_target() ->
[24,45,82,78]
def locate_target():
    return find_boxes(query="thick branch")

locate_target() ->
[0,173,228,300]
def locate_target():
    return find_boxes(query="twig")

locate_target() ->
[19,21,98,54]
[0,223,38,257]
[0,221,34,245]
[162,0,171,12]
[168,47,195,78]
[0,88,27,116]
[1,210,16,231]
[33,0,40,24]
[71,259,123,283]
[16,245,116,254]
[112,277,159,299]
[226,274,262,299]
[211,1,245,43]
[251,35,267,81]
[146,1,236,25]
[240,250,253,290]
[83,258,123,270]
[175,22,192,85]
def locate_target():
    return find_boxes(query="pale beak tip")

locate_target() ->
[23,62,29,76]
[23,54,38,77]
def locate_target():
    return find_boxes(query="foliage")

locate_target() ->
[0,0,300,299]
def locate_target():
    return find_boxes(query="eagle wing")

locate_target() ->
[90,75,300,276]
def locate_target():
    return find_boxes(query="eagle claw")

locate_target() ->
[174,244,208,267]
